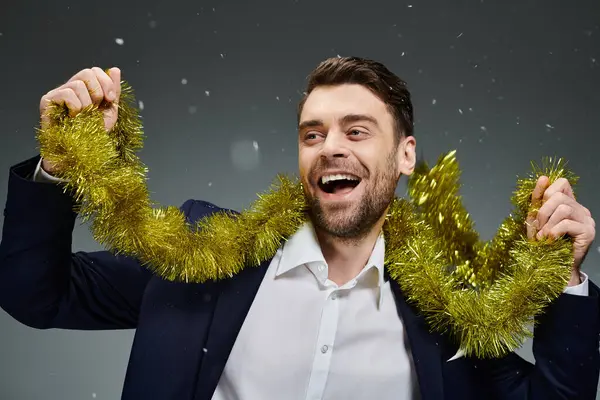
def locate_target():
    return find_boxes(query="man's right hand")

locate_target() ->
[39,67,122,174]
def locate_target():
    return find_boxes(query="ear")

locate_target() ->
[396,135,416,177]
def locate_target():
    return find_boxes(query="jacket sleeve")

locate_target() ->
[0,155,195,330]
[476,281,600,399]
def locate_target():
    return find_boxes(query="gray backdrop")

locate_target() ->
[1,0,599,398]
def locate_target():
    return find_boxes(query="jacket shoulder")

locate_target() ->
[179,199,239,224]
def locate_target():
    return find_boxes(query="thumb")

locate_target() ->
[107,67,122,101]
[526,175,549,240]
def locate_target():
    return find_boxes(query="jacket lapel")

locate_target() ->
[192,257,447,399]
[388,273,445,400]
[194,259,271,400]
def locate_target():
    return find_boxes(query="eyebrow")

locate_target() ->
[298,113,380,131]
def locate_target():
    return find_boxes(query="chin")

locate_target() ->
[308,197,376,239]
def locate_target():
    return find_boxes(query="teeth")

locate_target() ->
[321,174,359,184]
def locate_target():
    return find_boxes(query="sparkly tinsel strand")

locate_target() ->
[36,81,575,358]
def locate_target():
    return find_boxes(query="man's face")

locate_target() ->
[298,84,415,239]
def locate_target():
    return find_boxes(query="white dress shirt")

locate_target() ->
[33,158,590,400]
[212,222,420,400]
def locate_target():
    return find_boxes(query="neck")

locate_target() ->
[315,216,385,286]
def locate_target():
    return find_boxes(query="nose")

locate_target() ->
[320,131,350,159]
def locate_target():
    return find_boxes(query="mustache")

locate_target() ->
[309,159,368,181]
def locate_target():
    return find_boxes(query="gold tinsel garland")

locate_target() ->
[37,80,576,359]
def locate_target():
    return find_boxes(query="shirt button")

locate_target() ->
[321,345,329,354]
[331,293,337,300]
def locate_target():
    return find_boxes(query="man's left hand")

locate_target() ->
[526,176,596,286]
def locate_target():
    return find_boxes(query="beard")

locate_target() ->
[304,151,399,240]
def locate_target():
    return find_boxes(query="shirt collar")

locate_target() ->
[276,222,386,308]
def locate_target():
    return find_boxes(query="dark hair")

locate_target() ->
[298,56,414,142]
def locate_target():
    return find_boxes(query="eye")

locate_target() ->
[304,131,324,142]
[348,128,367,137]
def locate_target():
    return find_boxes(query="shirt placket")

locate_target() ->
[304,280,340,400]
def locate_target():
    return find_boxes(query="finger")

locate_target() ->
[67,68,104,105]
[536,192,583,229]
[42,88,83,118]
[106,67,121,102]
[538,203,590,238]
[538,219,593,241]
[61,80,93,109]
[91,67,117,103]
[543,177,575,201]
[581,206,592,217]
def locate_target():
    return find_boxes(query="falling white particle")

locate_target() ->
[205,90,210,96]
[220,53,225,58]
[276,96,280,100]
[149,20,157,29]
[432,98,437,105]
[282,148,285,152]
[212,7,215,11]
[592,58,597,64]
[468,107,473,112]
[208,182,212,187]
[92,394,96,399]
[401,52,405,56]
[456,32,463,38]
[459,83,464,88]
[516,116,520,125]
[458,109,463,114]
[115,38,125,45]
[252,141,259,151]
[203,348,208,352]
[545,123,554,129]
[480,126,487,132]
[596,246,600,254]
[408,4,413,7]
[188,105,197,114]
[337,54,341,58]
[0,32,3,36]
[181,78,188,85]
[138,101,144,110]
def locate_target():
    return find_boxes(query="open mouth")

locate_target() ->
[317,174,361,195]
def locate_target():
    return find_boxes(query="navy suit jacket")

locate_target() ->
[1,156,600,400]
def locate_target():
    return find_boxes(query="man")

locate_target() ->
[0,57,598,399]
